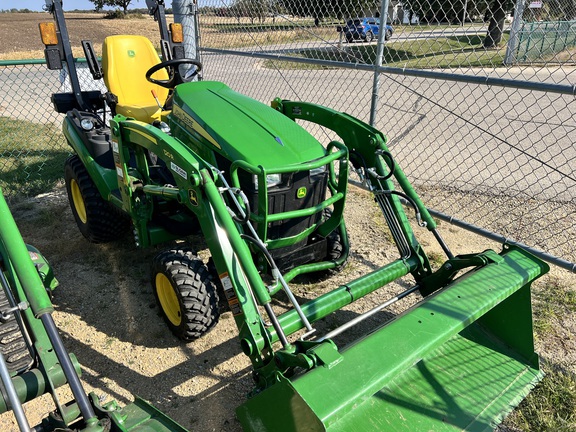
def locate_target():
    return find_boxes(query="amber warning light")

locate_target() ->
[170,23,183,43]
[39,22,58,45]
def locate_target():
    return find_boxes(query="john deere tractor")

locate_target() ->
[40,1,550,430]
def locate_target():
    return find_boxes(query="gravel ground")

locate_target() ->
[0,182,573,431]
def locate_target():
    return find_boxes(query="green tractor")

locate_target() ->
[40,1,550,430]
[0,188,186,431]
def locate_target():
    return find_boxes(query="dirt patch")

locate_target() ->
[0,182,573,431]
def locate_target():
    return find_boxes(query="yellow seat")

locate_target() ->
[102,35,169,123]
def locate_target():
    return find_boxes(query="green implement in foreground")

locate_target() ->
[39,1,550,430]
[237,245,547,431]
[0,187,186,432]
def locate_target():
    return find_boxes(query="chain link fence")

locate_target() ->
[0,2,574,270]
[198,0,575,270]
[0,61,65,197]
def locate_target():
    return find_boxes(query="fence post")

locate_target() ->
[369,0,391,126]
[173,0,199,62]
[504,0,527,65]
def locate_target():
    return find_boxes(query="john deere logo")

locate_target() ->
[296,187,307,199]
[127,50,136,57]
[189,190,198,206]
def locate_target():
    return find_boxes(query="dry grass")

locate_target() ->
[0,12,335,60]
[0,12,175,60]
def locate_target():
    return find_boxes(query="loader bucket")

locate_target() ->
[237,245,549,431]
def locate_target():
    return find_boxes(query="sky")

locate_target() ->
[9,1,140,12]
[8,1,216,12]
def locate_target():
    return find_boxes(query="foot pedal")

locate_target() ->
[0,289,33,375]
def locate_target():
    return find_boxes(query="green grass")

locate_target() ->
[0,117,69,197]
[265,33,510,70]
[504,363,576,431]
[501,275,576,431]
[533,275,576,337]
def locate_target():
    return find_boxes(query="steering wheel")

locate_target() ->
[145,58,203,89]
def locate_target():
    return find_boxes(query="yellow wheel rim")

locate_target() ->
[70,179,87,224]
[155,273,182,326]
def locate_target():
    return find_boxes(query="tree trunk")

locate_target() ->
[483,2,507,47]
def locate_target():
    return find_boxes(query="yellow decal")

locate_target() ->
[173,105,221,149]
[125,126,157,145]
[188,189,198,206]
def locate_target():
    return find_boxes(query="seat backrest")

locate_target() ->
[102,35,169,121]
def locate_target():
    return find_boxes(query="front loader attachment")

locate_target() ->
[237,245,548,431]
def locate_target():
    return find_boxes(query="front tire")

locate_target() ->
[316,210,349,278]
[365,31,374,42]
[64,155,129,243]
[385,29,392,41]
[152,248,220,341]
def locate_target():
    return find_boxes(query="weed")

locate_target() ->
[104,337,116,348]
[427,251,445,270]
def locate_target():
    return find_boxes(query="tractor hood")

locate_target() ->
[170,81,326,169]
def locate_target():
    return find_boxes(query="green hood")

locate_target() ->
[171,81,325,169]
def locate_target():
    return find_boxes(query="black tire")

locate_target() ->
[64,155,130,243]
[365,31,374,42]
[312,210,349,279]
[152,248,220,341]
[385,29,392,41]
[325,225,348,274]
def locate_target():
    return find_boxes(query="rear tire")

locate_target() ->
[64,155,130,243]
[365,31,374,42]
[152,249,220,341]
[385,29,392,41]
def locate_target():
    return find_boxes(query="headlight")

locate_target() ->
[310,165,326,177]
[80,118,94,131]
[254,173,282,188]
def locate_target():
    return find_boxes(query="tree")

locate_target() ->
[233,0,268,23]
[279,0,380,22]
[90,0,134,15]
[482,0,513,47]
[402,0,485,24]
[547,0,576,19]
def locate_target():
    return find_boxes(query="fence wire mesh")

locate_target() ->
[0,2,574,269]
[0,61,107,197]
[199,0,575,267]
